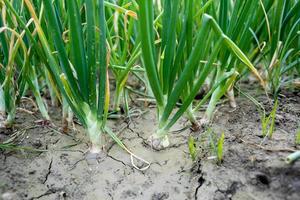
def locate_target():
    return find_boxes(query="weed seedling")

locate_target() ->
[261,99,278,138]
[237,87,278,139]
[188,136,197,161]
[208,130,225,164]
[295,128,300,145]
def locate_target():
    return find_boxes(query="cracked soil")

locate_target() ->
[0,90,300,200]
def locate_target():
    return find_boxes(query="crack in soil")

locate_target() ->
[151,161,167,167]
[2,152,7,164]
[107,154,136,173]
[130,127,147,141]
[194,161,205,200]
[107,154,127,167]
[129,124,188,151]
[142,140,187,151]
[52,138,60,145]
[69,158,85,170]
[42,158,53,184]
[108,192,114,200]
[168,142,186,149]
[29,188,60,200]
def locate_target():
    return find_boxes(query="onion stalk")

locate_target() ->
[137,1,264,149]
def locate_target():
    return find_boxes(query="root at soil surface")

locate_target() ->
[85,151,106,165]
[199,116,210,128]
[191,121,201,132]
[146,134,170,150]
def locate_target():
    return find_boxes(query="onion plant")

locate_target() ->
[2,0,149,169]
[228,0,300,96]
[197,0,299,109]
[12,0,128,155]
[0,0,50,127]
[1,0,298,164]
[262,0,300,96]
[193,0,270,121]
[10,0,107,153]
[104,1,142,113]
[137,1,264,149]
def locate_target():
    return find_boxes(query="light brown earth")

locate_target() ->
[0,90,299,200]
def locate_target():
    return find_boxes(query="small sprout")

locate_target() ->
[235,88,278,140]
[261,99,278,138]
[188,136,197,161]
[208,129,225,164]
[217,132,225,163]
[295,129,300,145]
